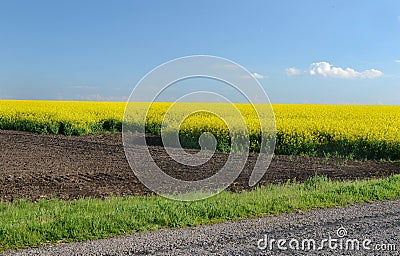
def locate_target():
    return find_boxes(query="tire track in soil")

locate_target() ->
[1,130,399,202]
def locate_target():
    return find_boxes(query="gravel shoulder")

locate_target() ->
[6,199,400,256]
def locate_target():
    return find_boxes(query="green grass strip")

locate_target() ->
[1,175,400,252]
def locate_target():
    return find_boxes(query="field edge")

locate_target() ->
[1,174,400,252]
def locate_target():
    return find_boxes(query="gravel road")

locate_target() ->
[6,199,399,256]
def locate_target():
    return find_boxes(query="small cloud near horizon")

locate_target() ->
[75,94,128,101]
[309,62,383,79]
[240,72,265,79]
[252,72,264,79]
[71,85,97,90]
[285,67,301,76]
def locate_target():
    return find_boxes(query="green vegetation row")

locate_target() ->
[0,116,122,136]
[2,116,399,160]
[1,175,400,252]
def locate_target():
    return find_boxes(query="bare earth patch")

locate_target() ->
[1,130,399,202]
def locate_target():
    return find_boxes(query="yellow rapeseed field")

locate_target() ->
[1,100,399,159]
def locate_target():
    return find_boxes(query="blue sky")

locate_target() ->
[1,0,399,104]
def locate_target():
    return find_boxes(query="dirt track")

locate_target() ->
[1,130,399,202]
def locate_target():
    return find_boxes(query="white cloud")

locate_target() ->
[212,63,239,71]
[252,72,264,79]
[76,94,127,101]
[0,95,13,99]
[285,67,301,76]
[240,72,265,79]
[71,85,97,90]
[395,60,400,63]
[309,62,383,79]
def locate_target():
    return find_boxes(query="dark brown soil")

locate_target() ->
[1,130,399,202]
